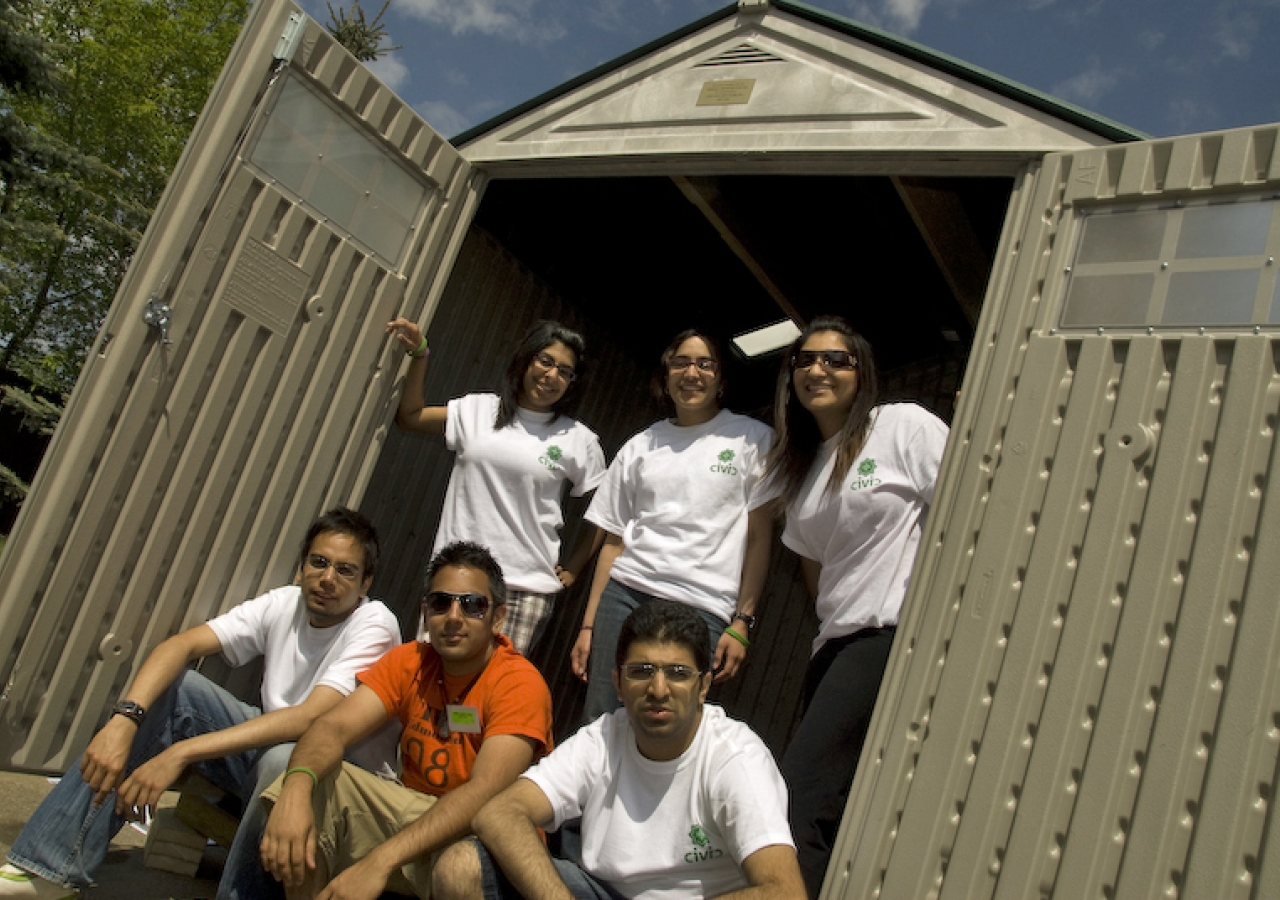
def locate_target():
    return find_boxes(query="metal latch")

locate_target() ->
[142,297,172,345]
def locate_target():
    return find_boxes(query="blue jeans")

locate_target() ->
[469,837,625,900]
[7,669,282,899]
[580,579,726,725]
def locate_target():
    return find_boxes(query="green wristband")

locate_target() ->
[285,766,319,788]
[407,335,429,358]
[724,626,750,649]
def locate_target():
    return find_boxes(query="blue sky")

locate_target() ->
[303,0,1280,140]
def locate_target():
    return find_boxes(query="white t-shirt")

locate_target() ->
[525,704,794,900]
[434,393,606,594]
[208,585,402,772]
[782,403,949,656]
[586,410,776,622]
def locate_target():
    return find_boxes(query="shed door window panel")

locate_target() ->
[1060,196,1279,328]
[247,74,428,267]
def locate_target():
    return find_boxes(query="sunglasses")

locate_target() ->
[305,554,362,580]
[532,352,577,383]
[619,662,702,683]
[668,356,719,374]
[790,349,857,371]
[423,590,492,619]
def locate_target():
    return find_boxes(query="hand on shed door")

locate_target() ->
[386,317,424,354]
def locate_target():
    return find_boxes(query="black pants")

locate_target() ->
[781,626,896,899]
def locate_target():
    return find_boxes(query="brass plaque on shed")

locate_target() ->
[697,79,755,106]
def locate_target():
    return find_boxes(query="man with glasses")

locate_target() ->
[1,508,401,900]
[432,601,804,900]
[259,541,553,900]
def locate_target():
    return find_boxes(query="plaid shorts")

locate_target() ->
[496,589,555,655]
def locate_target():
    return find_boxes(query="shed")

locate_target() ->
[2,1,1279,898]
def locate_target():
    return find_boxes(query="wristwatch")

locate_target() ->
[111,700,146,726]
[732,612,758,634]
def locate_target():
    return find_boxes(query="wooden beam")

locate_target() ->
[891,176,990,327]
[671,175,804,325]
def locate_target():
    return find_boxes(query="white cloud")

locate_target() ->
[366,54,410,92]
[416,99,471,136]
[1138,30,1165,52]
[845,0,935,33]
[1051,61,1119,105]
[1213,11,1257,59]
[395,0,566,43]
[1167,97,1214,133]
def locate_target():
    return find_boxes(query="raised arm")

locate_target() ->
[387,317,446,434]
[80,623,223,803]
[715,503,775,683]
[469,777,571,900]
[570,531,624,680]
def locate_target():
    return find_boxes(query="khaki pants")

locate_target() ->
[263,762,439,897]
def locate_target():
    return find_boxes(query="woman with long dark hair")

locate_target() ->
[387,317,605,655]
[767,315,949,897]
[570,329,776,723]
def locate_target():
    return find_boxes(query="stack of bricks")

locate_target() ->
[141,772,239,876]
[142,807,208,877]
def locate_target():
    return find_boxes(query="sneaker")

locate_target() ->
[0,865,78,899]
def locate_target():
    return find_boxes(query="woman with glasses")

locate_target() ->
[571,329,776,723]
[387,317,606,656]
[766,315,949,897]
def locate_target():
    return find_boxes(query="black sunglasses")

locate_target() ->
[423,590,491,619]
[790,349,857,371]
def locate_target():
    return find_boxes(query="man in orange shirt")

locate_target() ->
[259,541,553,900]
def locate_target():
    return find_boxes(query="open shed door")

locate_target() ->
[0,0,478,772]
[830,124,1280,900]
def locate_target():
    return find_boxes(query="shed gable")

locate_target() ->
[460,2,1125,173]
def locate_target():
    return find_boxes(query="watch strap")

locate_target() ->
[111,700,146,726]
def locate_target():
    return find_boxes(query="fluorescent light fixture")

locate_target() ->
[732,319,802,357]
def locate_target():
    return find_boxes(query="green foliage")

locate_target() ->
[326,0,400,62]
[1,384,59,435]
[0,461,28,502]
[0,0,249,396]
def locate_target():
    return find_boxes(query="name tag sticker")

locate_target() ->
[446,704,481,734]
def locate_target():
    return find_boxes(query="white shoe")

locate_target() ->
[0,865,78,899]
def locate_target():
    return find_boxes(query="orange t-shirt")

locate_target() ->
[357,635,553,796]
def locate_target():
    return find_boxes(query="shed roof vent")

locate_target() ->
[695,43,787,67]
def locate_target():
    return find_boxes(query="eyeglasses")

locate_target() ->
[790,350,857,371]
[423,590,492,619]
[533,352,577,383]
[305,554,362,580]
[619,662,702,683]
[667,356,719,374]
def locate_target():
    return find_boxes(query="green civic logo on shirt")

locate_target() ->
[539,444,564,471]
[852,457,882,490]
[684,823,723,863]
[711,448,738,476]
